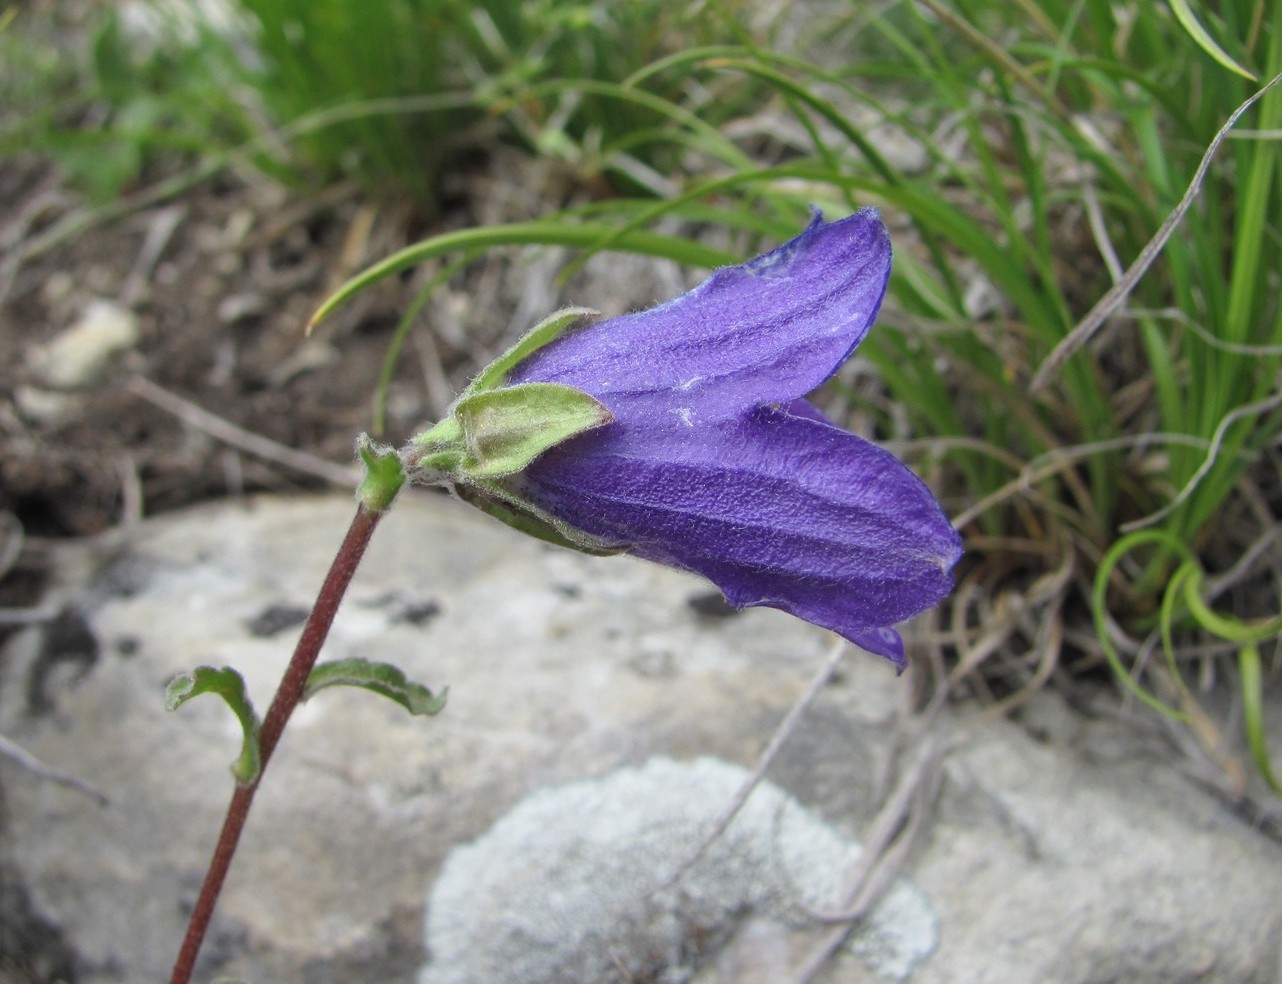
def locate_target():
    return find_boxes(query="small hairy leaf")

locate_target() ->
[304,658,448,716]
[414,414,464,448]
[165,666,262,785]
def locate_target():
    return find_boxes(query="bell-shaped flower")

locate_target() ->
[412,209,961,669]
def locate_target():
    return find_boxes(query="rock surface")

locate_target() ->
[1,492,1280,983]
[29,299,141,391]
[422,756,937,984]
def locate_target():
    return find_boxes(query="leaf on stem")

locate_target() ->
[165,666,262,785]
[303,658,448,716]
[356,433,407,512]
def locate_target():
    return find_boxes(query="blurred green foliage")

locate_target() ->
[0,5,253,202]
[232,0,762,205]
[1,0,759,208]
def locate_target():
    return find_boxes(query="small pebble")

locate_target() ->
[31,300,140,389]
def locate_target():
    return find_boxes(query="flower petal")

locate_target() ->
[516,406,961,664]
[848,627,906,665]
[507,210,892,426]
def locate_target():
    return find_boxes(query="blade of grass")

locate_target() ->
[1239,644,1281,794]
[309,222,735,331]
[1029,69,1282,392]
[1168,0,1258,80]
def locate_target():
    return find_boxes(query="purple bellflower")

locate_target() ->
[413,209,961,669]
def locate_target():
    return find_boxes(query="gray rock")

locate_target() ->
[0,492,845,983]
[1,493,1279,983]
[421,756,936,984]
[918,692,1282,983]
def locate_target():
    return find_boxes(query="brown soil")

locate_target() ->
[0,151,569,538]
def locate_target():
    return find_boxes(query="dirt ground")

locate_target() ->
[2,163,417,535]
[1,143,635,549]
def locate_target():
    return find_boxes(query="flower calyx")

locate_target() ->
[409,307,620,555]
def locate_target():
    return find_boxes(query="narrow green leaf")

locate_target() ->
[1182,567,1282,643]
[304,659,448,716]
[165,666,262,785]
[1239,645,1280,794]
[1168,0,1257,81]
[356,434,406,512]
[415,415,464,447]
[455,382,613,478]
[466,308,596,396]
[307,224,734,332]
[1091,532,1193,722]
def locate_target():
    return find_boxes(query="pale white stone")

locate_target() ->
[30,300,140,389]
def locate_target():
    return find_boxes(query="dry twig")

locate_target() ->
[790,733,954,983]
[1030,71,1282,393]
[127,375,358,487]
[664,637,848,890]
[0,732,109,806]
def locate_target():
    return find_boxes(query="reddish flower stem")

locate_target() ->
[169,503,385,984]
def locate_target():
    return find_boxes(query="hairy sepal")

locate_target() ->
[465,307,597,396]
[456,383,612,478]
[452,479,622,555]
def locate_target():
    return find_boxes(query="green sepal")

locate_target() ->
[453,479,623,556]
[165,666,262,786]
[405,307,620,555]
[453,382,612,478]
[303,658,448,716]
[415,415,464,447]
[465,307,596,396]
[356,434,406,512]
[412,382,611,481]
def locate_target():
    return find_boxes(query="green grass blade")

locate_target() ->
[309,222,736,331]
[1239,644,1281,794]
[1168,0,1257,80]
